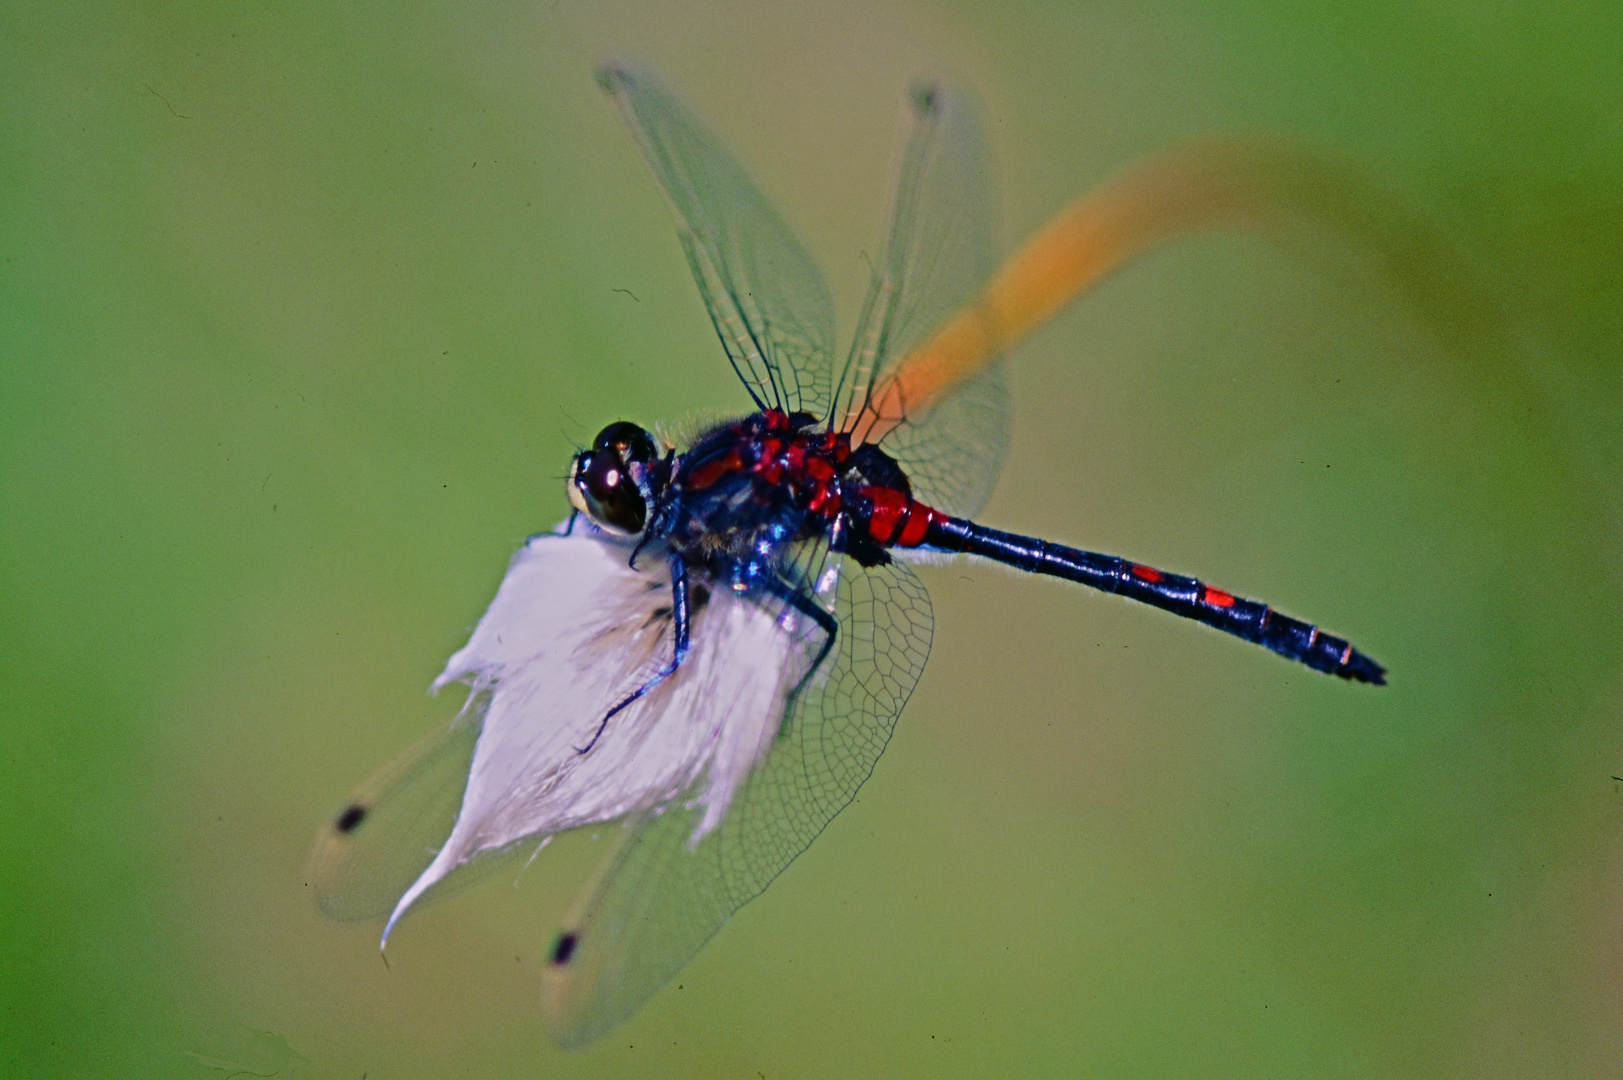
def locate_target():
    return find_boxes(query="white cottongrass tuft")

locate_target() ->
[382,522,818,943]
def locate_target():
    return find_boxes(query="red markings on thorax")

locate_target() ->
[684,448,746,491]
[677,410,948,549]
[682,409,851,518]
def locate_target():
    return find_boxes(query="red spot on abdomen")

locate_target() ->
[1201,586,1235,608]
[866,488,908,544]
[1131,563,1163,583]
[862,487,939,548]
[897,502,935,547]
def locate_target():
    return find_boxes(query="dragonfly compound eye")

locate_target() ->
[567,422,657,535]
[592,420,659,466]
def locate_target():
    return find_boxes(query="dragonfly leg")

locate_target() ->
[576,553,693,754]
[762,577,839,706]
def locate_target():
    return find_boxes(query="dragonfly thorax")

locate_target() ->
[615,408,912,582]
[662,410,843,569]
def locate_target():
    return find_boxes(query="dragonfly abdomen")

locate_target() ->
[917,515,1386,685]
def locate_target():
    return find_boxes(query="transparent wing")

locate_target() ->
[838,83,1009,518]
[598,63,837,417]
[541,555,934,1047]
[306,698,510,920]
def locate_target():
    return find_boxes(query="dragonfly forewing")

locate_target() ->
[598,63,838,418]
[838,82,1010,519]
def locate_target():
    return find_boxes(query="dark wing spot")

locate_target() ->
[691,583,711,610]
[551,931,579,966]
[334,804,368,834]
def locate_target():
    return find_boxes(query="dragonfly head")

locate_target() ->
[568,421,662,536]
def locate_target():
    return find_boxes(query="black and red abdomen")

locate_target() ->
[919,516,1386,684]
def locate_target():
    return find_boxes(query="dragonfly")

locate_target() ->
[308,63,1385,1048]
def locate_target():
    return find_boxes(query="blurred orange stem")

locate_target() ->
[846,138,1463,445]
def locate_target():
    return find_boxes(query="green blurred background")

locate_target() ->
[4,1,1622,1076]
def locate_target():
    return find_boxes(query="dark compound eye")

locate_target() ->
[593,420,658,465]
[567,422,658,535]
